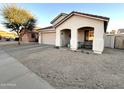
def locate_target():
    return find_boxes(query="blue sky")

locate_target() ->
[0,3,124,31]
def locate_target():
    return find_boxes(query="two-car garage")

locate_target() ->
[38,26,56,45]
[41,32,56,45]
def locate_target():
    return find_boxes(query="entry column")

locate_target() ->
[38,32,41,44]
[93,25,104,54]
[55,29,61,47]
[70,28,78,50]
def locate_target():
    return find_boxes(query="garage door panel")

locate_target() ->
[42,32,56,45]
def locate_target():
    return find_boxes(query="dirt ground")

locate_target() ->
[1,43,124,89]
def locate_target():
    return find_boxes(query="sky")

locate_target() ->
[0,3,124,32]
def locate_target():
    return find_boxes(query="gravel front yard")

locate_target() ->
[1,43,124,89]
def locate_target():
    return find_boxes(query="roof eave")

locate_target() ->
[54,12,110,28]
[50,13,68,24]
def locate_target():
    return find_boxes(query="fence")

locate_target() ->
[104,34,124,49]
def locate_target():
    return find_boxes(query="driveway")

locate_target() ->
[0,43,53,89]
[1,43,124,89]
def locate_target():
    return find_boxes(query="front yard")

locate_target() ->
[1,43,124,88]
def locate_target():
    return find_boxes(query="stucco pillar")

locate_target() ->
[93,25,104,54]
[70,28,78,50]
[38,32,41,44]
[55,29,61,47]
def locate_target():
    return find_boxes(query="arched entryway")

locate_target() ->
[60,29,71,47]
[77,27,94,49]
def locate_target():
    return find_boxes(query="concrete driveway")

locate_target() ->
[0,43,53,89]
[0,43,124,89]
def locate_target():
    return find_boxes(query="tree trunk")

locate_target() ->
[18,41,20,45]
[16,29,26,45]
[16,31,21,45]
[18,37,21,45]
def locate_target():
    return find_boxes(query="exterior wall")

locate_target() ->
[56,29,61,46]
[38,32,42,44]
[78,30,84,42]
[93,21,104,54]
[22,32,38,43]
[55,15,105,54]
[22,33,30,43]
[61,30,71,46]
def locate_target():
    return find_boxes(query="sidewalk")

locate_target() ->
[0,49,53,89]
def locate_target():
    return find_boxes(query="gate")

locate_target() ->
[104,34,115,48]
[115,35,124,49]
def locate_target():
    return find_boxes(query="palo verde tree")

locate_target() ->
[0,4,36,45]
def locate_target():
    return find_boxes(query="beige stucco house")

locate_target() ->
[38,11,109,54]
[21,31,38,43]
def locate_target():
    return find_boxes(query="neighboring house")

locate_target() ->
[117,29,124,34]
[38,11,109,54]
[22,31,38,43]
[110,30,117,34]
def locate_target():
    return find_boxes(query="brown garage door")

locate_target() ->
[115,35,124,49]
[42,32,56,45]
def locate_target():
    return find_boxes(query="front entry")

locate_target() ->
[78,27,94,49]
[60,29,71,47]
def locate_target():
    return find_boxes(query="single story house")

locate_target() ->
[117,29,124,34]
[38,11,109,54]
[20,28,39,43]
[21,31,38,43]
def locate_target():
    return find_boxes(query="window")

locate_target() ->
[85,30,94,41]
[31,33,35,38]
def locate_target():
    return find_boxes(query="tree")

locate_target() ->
[0,4,36,45]
[0,35,2,40]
